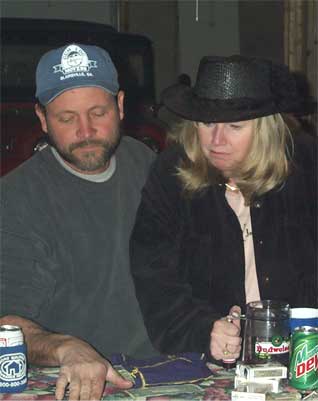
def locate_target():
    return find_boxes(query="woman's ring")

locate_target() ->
[223,344,231,356]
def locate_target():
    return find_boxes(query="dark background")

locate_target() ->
[2,0,316,103]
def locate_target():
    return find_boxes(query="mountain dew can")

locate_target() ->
[289,326,318,390]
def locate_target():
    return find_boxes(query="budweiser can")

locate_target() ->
[0,325,27,393]
[289,326,318,391]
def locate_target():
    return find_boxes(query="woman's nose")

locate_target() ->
[211,124,226,145]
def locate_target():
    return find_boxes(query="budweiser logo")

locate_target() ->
[255,341,290,355]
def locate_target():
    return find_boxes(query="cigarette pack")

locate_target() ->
[232,386,266,401]
[232,387,302,401]
[234,376,281,393]
[235,362,287,381]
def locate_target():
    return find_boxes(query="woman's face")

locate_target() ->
[196,120,254,176]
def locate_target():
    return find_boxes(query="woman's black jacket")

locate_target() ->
[130,133,317,354]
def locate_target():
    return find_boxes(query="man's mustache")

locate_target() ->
[69,139,106,152]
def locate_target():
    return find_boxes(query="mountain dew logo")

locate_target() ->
[293,343,318,378]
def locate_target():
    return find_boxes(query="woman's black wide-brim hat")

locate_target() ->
[162,55,315,123]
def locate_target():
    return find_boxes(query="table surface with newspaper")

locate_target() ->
[1,361,316,401]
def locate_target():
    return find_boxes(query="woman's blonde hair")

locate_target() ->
[168,114,293,205]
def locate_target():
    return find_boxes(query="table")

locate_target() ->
[0,363,314,400]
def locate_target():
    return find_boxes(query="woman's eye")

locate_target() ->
[204,122,215,128]
[230,124,242,130]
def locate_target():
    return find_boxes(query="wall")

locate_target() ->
[121,1,179,102]
[5,1,306,103]
[1,0,179,101]
[1,0,241,100]
[1,0,117,26]
[239,1,284,63]
[120,0,241,99]
[178,0,240,85]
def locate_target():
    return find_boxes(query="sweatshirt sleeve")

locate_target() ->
[0,184,57,321]
[130,146,217,354]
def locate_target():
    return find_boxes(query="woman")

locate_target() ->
[130,55,317,362]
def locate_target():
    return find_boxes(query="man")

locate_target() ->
[0,43,157,400]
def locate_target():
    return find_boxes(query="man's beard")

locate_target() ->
[47,127,121,173]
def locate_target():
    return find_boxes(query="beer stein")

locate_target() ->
[242,300,290,366]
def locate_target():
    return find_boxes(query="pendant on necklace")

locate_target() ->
[225,183,239,192]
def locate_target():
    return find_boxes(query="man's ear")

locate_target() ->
[35,104,48,133]
[117,90,125,121]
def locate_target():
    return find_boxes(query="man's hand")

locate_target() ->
[0,316,132,401]
[55,338,132,400]
[210,305,242,360]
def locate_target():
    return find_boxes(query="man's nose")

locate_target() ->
[211,124,226,145]
[76,116,96,139]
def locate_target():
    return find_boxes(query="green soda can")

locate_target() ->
[289,326,318,390]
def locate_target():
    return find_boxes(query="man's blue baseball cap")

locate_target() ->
[35,43,119,105]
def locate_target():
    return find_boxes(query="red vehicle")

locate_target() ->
[1,17,166,176]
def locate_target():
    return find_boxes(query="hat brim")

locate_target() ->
[162,84,301,123]
[38,81,118,105]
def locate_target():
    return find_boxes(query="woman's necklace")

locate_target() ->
[224,183,253,241]
[225,182,239,192]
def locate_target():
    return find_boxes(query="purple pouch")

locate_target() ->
[110,352,213,388]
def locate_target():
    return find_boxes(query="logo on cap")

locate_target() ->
[53,44,98,81]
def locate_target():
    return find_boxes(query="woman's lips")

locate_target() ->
[209,150,230,158]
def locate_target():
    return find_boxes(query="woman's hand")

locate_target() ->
[210,305,242,360]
